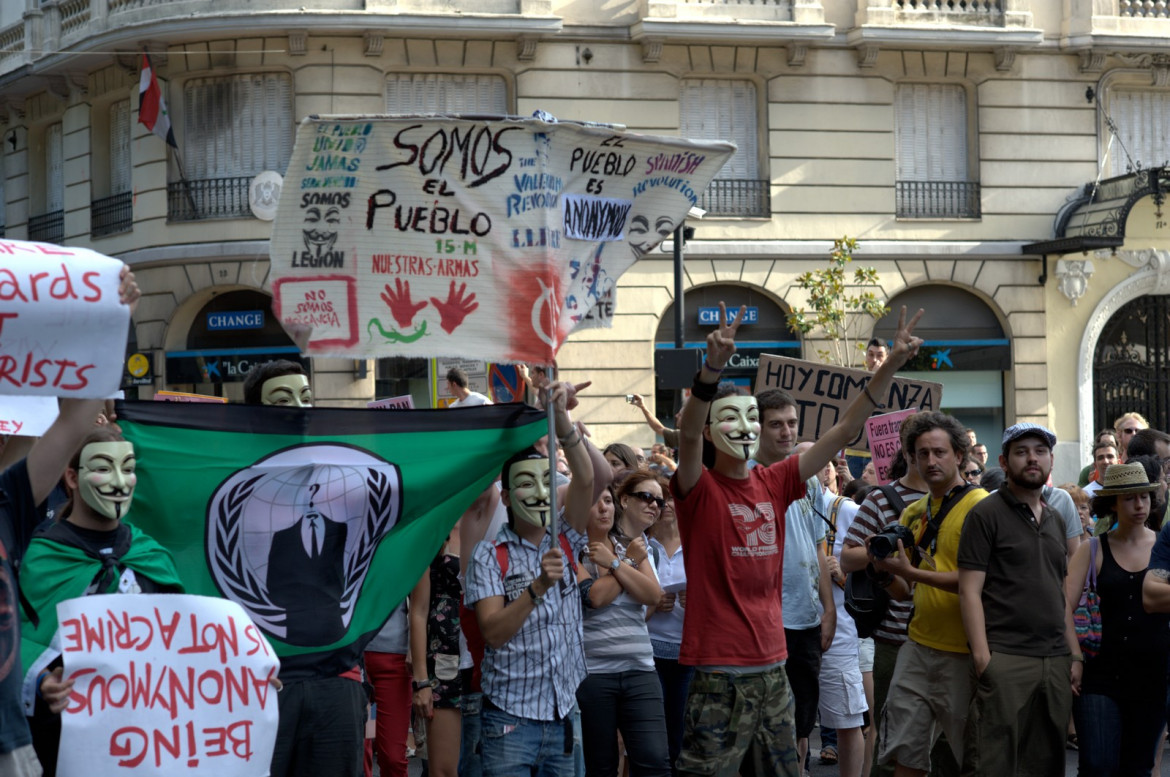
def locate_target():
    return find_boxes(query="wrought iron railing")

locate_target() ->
[28,210,64,243]
[698,179,770,217]
[167,176,253,222]
[895,180,981,219]
[91,191,133,237]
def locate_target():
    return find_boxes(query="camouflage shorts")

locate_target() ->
[676,666,799,777]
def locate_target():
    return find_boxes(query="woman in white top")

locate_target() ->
[647,485,689,776]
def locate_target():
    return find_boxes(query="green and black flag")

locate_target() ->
[115,400,546,678]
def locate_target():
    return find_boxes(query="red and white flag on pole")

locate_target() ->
[138,52,176,148]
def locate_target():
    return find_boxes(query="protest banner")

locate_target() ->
[55,594,279,777]
[367,394,414,409]
[116,399,547,676]
[865,408,917,484]
[0,239,130,398]
[0,395,58,436]
[269,115,734,365]
[754,354,943,451]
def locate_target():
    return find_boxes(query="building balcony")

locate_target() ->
[91,191,133,238]
[633,0,834,44]
[698,179,770,218]
[0,0,562,81]
[28,210,64,243]
[849,0,1042,54]
[896,180,981,220]
[1064,0,1170,50]
[168,177,253,222]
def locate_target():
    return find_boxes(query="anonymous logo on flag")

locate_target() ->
[207,445,402,647]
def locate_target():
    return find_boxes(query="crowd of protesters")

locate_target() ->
[7,291,1170,777]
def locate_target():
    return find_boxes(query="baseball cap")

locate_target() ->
[1001,422,1057,451]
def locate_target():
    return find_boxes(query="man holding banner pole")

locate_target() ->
[670,302,922,777]
[464,381,594,777]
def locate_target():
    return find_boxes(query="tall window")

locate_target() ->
[680,79,767,217]
[385,73,507,113]
[895,83,980,219]
[30,122,64,242]
[110,100,131,194]
[93,100,133,237]
[46,122,63,214]
[1105,89,1170,177]
[172,73,293,220]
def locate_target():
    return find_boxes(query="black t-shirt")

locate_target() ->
[0,459,45,755]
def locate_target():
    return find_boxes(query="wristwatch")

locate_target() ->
[609,558,621,572]
[412,679,432,692]
[527,582,544,605]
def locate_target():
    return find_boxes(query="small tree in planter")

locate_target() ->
[786,236,889,367]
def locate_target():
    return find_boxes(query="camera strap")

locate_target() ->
[912,482,973,568]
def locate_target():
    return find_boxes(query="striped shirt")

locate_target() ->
[581,538,657,674]
[465,523,587,721]
[841,480,923,644]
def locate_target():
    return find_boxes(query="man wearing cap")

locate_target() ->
[957,423,1082,777]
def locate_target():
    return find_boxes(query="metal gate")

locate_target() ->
[1093,295,1170,434]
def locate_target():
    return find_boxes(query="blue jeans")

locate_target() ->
[481,703,580,777]
[460,692,484,777]
[655,656,694,775]
[577,669,672,776]
[1073,691,1166,777]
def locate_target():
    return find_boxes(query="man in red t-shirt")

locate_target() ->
[670,303,923,777]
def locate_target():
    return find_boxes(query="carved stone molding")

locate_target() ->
[288,30,308,57]
[1054,258,1094,305]
[857,45,879,69]
[994,47,1015,72]
[641,38,663,64]
[517,36,539,62]
[45,75,69,102]
[364,32,383,57]
[1078,49,1106,73]
[787,44,808,68]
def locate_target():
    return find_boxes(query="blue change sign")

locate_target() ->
[207,310,265,331]
[697,306,758,326]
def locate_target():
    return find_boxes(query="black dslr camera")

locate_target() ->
[869,524,915,559]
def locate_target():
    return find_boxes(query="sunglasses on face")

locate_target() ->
[964,469,983,477]
[630,491,665,510]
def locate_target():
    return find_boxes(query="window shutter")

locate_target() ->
[110,100,131,194]
[1109,89,1170,177]
[385,73,507,114]
[680,79,758,180]
[47,123,64,213]
[895,83,967,182]
[183,73,292,180]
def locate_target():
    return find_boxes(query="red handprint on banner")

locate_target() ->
[380,279,427,329]
[431,281,479,334]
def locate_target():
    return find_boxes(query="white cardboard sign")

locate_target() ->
[57,594,280,776]
[0,239,129,398]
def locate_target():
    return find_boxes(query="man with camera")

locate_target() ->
[870,411,988,777]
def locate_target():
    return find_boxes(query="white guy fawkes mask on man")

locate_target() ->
[78,441,137,521]
[709,395,761,461]
[508,459,553,528]
[261,374,313,407]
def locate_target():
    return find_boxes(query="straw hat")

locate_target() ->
[1095,463,1159,496]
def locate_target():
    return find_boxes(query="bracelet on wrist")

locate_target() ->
[702,358,724,374]
[690,372,719,403]
[559,432,583,450]
[861,384,886,409]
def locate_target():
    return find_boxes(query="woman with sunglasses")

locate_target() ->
[576,470,671,776]
[647,486,689,776]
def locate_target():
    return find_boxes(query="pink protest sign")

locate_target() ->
[866,408,917,485]
[368,394,415,409]
[54,594,280,776]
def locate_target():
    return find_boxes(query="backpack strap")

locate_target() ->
[494,542,509,579]
[559,533,578,574]
[876,483,908,516]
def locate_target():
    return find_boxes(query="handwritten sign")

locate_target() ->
[754,354,942,451]
[0,395,58,436]
[269,116,734,365]
[367,394,415,410]
[57,594,279,777]
[865,408,917,484]
[0,239,129,398]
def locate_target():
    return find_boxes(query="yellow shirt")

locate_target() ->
[900,486,988,654]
